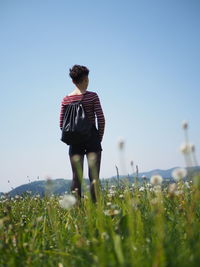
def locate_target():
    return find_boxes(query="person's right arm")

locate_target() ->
[59,99,65,130]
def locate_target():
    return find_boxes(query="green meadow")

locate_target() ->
[1,176,200,267]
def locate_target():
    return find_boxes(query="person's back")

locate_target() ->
[60,65,105,203]
[60,91,105,142]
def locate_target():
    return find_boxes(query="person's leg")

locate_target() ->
[86,151,101,203]
[69,154,84,201]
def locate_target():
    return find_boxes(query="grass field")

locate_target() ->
[1,174,200,267]
[1,122,199,267]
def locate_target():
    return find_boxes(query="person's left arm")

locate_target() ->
[94,93,105,142]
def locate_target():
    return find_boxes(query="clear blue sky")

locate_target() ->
[0,0,199,192]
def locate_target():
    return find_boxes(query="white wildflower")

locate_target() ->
[101,232,109,240]
[110,204,118,209]
[36,216,43,222]
[153,185,162,193]
[59,195,76,209]
[172,168,187,181]
[108,189,116,196]
[139,186,145,192]
[184,181,190,189]
[150,175,163,185]
[104,209,120,216]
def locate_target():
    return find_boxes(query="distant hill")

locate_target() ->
[7,179,73,197]
[112,166,200,180]
[3,166,200,197]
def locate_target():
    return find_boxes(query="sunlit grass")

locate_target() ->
[1,176,200,267]
[1,121,199,266]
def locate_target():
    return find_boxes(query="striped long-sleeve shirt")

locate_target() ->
[60,91,105,141]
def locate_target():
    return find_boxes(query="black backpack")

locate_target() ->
[60,94,92,145]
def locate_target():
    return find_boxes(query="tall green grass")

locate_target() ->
[1,121,199,266]
[1,176,200,267]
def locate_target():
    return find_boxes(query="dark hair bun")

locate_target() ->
[69,64,89,84]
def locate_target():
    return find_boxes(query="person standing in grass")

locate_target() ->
[60,65,105,203]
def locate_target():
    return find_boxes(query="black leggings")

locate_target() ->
[69,151,101,203]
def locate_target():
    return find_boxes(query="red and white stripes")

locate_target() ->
[60,91,105,141]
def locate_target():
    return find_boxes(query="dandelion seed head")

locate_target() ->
[150,175,163,185]
[172,168,187,181]
[168,183,177,194]
[59,194,76,209]
[180,143,191,154]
